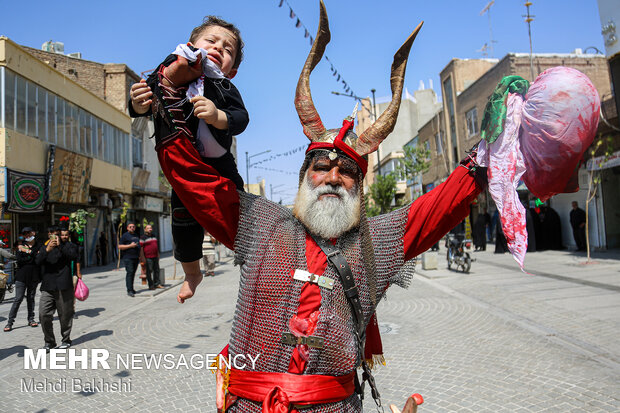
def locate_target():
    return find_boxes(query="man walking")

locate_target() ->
[570,201,587,251]
[140,224,162,289]
[4,227,41,332]
[119,222,140,296]
[36,226,79,351]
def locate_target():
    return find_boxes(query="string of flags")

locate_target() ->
[253,166,298,176]
[250,144,307,167]
[277,0,357,97]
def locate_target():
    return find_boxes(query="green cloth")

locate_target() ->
[480,76,530,144]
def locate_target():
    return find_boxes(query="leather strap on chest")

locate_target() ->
[310,234,383,409]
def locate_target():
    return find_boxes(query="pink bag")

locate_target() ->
[520,67,600,200]
[74,278,89,301]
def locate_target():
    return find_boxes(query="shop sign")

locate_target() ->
[48,148,93,204]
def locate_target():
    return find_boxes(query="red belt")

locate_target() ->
[228,369,356,412]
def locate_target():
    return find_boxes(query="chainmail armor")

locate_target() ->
[229,188,416,412]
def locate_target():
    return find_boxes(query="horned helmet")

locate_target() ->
[295,0,423,176]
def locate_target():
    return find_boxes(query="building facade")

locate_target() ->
[0,37,172,266]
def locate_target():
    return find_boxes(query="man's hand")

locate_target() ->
[130,79,153,114]
[46,237,58,252]
[130,242,138,249]
[177,272,202,304]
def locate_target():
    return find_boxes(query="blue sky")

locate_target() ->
[2,1,605,204]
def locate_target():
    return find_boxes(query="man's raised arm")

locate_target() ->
[403,159,485,260]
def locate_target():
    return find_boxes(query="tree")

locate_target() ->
[69,209,95,245]
[396,144,431,200]
[368,173,397,216]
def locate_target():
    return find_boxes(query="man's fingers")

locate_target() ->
[389,405,401,413]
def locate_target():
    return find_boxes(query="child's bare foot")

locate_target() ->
[178,261,202,303]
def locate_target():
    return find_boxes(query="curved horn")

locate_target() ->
[356,22,423,156]
[295,0,329,141]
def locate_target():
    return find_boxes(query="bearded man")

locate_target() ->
[138,2,485,411]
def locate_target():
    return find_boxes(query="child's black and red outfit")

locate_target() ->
[129,47,248,263]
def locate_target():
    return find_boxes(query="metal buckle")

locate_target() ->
[281,333,324,349]
[293,270,335,290]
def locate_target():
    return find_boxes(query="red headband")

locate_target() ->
[305,118,368,176]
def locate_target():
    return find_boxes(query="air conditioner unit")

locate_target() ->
[67,52,82,59]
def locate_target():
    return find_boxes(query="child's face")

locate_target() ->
[190,26,238,79]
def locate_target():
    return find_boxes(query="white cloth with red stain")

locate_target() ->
[477,93,528,268]
[477,67,600,269]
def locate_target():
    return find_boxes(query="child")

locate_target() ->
[129,16,248,303]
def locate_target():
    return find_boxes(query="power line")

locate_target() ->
[276,0,358,97]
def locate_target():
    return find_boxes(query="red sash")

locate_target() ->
[228,369,356,412]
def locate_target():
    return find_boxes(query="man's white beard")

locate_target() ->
[293,178,361,239]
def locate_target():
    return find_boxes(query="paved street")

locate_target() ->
[1,248,619,412]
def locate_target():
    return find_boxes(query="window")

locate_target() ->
[37,87,46,140]
[65,102,82,152]
[56,97,65,147]
[27,82,37,136]
[133,135,143,167]
[91,117,98,158]
[97,119,104,159]
[47,93,56,144]
[16,76,26,134]
[435,131,443,154]
[5,70,16,130]
[466,107,478,137]
[79,109,92,155]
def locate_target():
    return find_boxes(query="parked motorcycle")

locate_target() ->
[446,234,473,273]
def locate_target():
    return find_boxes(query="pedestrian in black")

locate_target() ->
[36,226,79,351]
[4,227,40,332]
[119,222,141,297]
[99,231,108,265]
[473,208,490,251]
[570,201,587,251]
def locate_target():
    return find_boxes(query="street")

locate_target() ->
[1,248,619,412]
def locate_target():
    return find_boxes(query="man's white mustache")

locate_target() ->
[312,185,348,199]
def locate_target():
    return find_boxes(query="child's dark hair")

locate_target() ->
[189,16,244,70]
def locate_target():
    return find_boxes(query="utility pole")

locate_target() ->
[480,1,496,57]
[523,1,536,81]
[246,150,271,187]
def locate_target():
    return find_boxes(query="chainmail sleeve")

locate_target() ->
[369,205,416,292]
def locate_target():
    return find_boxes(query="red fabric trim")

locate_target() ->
[228,369,356,412]
[364,313,383,360]
[403,165,482,260]
[157,136,240,249]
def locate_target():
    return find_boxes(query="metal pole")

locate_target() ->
[524,2,535,81]
[371,88,381,176]
[245,151,249,185]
